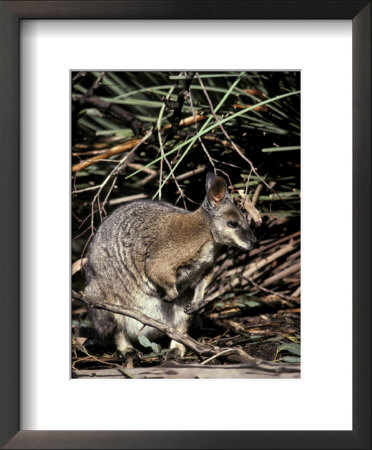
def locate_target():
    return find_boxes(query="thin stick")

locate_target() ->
[262,262,301,287]
[189,87,216,172]
[249,230,300,257]
[237,189,262,226]
[201,349,236,365]
[292,285,301,298]
[252,182,264,206]
[72,185,100,195]
[246,277,300,303]
[175,166,206,181]
[72,290,254,362]
[108,193,147,206]
[157,76,186,204]
[72,139,141,173]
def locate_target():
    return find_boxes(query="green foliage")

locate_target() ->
[274,342,301,363]
[138,334,162,354]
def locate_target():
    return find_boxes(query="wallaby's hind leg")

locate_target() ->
[166,306,190,360]
[115,328,142,364]
[167,340,186,360]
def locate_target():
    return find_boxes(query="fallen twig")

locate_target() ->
[72,290,254,363]
[262,262,301,287]
[247,276,300,304]
[249,231,300,257]
[292,285,301,298]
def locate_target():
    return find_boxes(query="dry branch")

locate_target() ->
[163,114,206,130]
[247,277,300,304]
[72,290,254,363]
[204,242,297,305]
[175,166,206,181]
[108,193,147,206]
[249,231,300,257]
[237,189,262,226]
[167,71,195,135]
[262,262,301,287]
[72,139,142,173]
[75,94,143,136]
[292,285,301,297]
[72,258,87,276]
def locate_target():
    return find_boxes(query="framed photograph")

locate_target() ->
[0,1,370,449]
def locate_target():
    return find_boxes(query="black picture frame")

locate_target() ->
[0,1,370,449]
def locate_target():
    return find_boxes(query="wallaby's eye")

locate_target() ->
[227,221,240,229]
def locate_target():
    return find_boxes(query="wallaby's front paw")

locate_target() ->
[163,286,179,302]
[184,302,200,315]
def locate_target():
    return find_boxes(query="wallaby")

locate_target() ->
[85,173,257,360]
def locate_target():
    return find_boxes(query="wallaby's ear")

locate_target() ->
[206,173,228,208]
[205,172,217,192]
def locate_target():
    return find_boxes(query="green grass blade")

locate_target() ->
[261,145,300,152]
[151,72,247,198]
[126,89,300,181]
